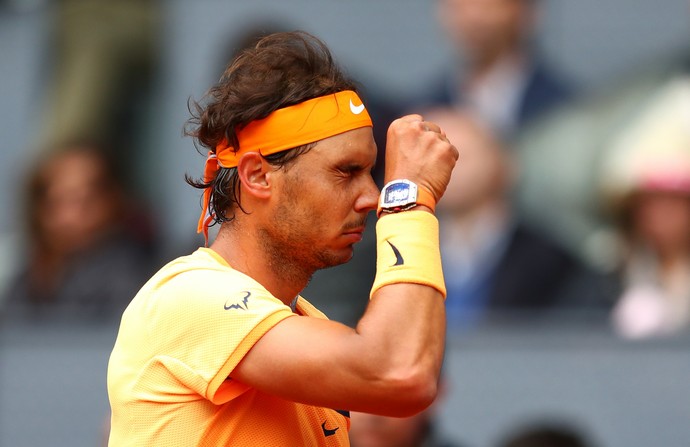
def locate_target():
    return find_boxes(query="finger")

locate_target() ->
[451,144,460,161]
[421,121,441,134]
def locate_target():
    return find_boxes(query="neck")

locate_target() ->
[467,47,524,84]
[210,222,308,305]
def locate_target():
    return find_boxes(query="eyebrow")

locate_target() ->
[337,162,365,172]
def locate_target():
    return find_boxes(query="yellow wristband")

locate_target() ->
[370,210,446,299]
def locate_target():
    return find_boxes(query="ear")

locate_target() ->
[236,152,272,200]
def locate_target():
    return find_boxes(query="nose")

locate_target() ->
[354,174,380,214]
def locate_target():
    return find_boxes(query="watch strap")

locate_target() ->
[415,185,436,212]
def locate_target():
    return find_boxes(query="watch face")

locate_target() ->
[381,180,418,209]
[384,182,411,203]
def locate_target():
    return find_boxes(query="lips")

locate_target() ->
[342,227,365,243]
[343,225,365,235]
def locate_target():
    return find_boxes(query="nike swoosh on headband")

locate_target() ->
[349,99,365,115]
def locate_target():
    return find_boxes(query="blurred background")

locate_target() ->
[1,1,689,446]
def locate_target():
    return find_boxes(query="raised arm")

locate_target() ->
[232,114,458,417]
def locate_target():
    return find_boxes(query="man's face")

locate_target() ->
[631,190,690,254]
[437,0,533,64]
[38,151,121,255]
[258,127,379,275]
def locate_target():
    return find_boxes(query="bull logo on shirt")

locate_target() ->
[224,291,251,310]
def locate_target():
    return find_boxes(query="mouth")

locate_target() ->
[343,226,364,235]
[341,216,367,244]
[343,226,365,234]
[341,225,366,244]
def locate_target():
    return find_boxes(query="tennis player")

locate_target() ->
[107,31,458,446]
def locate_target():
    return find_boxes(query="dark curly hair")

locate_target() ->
[185,31,360,226]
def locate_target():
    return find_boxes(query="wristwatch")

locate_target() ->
[377,179,436,217]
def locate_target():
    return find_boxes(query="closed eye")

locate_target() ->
[335,163,364,176]
[336,162,377,177]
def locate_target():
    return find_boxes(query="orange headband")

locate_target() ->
[197,90,373,242]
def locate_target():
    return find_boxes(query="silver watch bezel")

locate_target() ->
[379,179,419,211]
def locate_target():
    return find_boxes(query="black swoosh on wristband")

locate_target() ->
[386,240,404,266]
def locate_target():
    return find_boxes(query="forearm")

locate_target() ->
[352,210,446,413]
[356,283,445,400]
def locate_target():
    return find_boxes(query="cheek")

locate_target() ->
[314,179,356,215]
[275,194,330,242]
[281,171,359,233]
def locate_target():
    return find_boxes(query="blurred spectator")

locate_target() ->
[36,0,160,186]
[497,421,595,447]
[412,0,574,140]
[513,42,690,271]
[1,142,156,324]
[600,78,690,339]
[426,108,610,329]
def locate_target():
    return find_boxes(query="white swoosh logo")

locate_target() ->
[349,99,365,115]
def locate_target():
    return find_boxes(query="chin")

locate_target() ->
[317,247,354,270]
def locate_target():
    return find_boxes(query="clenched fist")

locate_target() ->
[384,114,459,206]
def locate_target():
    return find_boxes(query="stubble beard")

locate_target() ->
[258,203,348,289]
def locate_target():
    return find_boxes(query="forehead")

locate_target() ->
[42,151,107,188]
[308,127,377,166]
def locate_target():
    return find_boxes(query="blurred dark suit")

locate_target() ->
[414,60,575,139]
